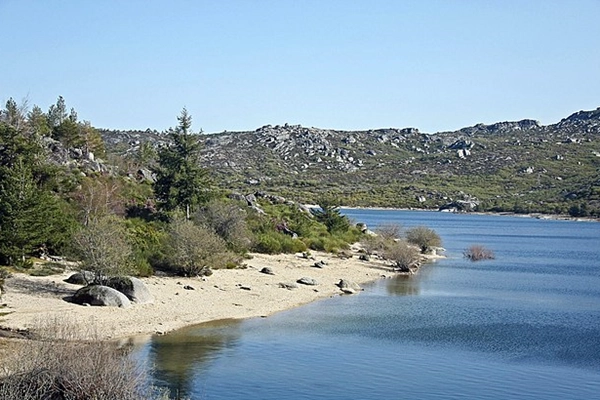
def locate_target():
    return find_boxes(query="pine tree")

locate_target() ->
[152,108,210,219]
[0,123,75,264]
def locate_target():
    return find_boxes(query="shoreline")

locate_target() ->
[0,246,403,343]
[338,206,599,222]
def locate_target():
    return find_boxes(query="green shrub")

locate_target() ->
[254,233,282,254]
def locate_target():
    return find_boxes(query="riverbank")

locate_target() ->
[0,246,411,342]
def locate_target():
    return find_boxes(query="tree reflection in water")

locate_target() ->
[148,319,242,396]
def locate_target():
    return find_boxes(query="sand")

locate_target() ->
[0,247,396,341]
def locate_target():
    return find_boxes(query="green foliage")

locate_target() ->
[253,231,307,254]
[124,217,167,277]
[0,123,78,264]
[405,226,442,253]
[311,195,351,233]
[152,108,210,219]
[73,215,134,282]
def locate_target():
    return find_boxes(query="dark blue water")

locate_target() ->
[147,211,600,400]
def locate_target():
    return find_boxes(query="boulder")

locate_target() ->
[260,267,275,275]
[71,285,131,308]
[337,279,362,294]
[297,277,318,286]
[103,277,153,304]
[278,282,299,290]
[64,271,95,285]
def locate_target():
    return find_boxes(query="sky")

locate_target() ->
[1,0,599,134]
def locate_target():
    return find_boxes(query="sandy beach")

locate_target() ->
[0,246,396,341]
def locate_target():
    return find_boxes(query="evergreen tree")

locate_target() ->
[27,105,51,138]
[47,95,68,128]
[0,123,75,264]
[152,108,210,219]
[311,195,350,233]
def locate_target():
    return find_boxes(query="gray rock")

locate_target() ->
[337,279,362,294]
[278,282,299,290]
[103,277,153,304]
[297,277,318,286]
[137,168,155,183]
[260,267,275,275]
[64,271,95,285]
[72,285,131,308]
[312,261,326,268]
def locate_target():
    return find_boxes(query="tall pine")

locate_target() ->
[152,108,210,219]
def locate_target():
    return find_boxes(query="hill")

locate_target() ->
[100,107,600,216]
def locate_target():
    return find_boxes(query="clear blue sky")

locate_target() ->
[1,0,599,134]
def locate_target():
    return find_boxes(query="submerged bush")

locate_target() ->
[464,245,495,261]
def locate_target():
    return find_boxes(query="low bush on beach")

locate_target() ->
[464,245,495,261]
[194,199,254,253]
[161,217,239,276]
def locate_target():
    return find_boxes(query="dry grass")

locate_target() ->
[464,245,495,261]
[0,318,173,400]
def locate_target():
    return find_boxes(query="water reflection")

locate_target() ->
[385,274,421,296]
[149,319,242,395]
[384,264,436,296]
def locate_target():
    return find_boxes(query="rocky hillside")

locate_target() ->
[99,107,600,215]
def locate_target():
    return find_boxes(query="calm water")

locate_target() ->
[145,210,600,400]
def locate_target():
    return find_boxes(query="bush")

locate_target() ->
[73,215,134,283]
[382,240,421,272]
[375,223,403,240]
[254,233,282,254]
[253,232,307,254]
[405,226,442,253]
[163,218,238,276]
[0,319,152,400]
[360,235,385,255]
[194,200,254,253]
[464,245,495,261]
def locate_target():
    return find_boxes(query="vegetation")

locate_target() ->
[152,108,210,220]
[405,226,442,253]
[383,240,422,272]
[0,319,181,400]
[310,196,351,234]
[464,245,495,261]
[72,215,134,283]
[162,217,237,276]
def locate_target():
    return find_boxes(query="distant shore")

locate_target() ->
[0,246,413,343]
[337,206,599,223]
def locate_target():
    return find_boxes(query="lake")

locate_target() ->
[144,210,600,399]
